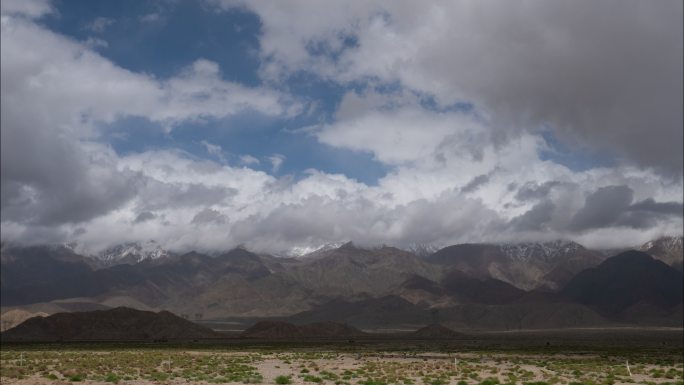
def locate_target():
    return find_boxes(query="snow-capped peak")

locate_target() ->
[640,235,683,252]
[640,235,683,255]
[403,243,441,257]
[97,240,170,265]
[283,242,347,258]
[60,242,78,252]
[499,240,584,262]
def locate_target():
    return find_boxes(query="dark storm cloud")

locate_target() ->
[509,200,556,231]
[437,1,684,174]
[191,208,227,224]
[460,0,684,175]
[569,186,684,231]
[514,181,562,201]
[485,1,684,174]
[569,185,634,231]
[615,212,662,230]
[134,211,157,223]
[615,199,684,229]
[0,116,140,225]
[628,199,683,216]
[0,19,142,227]
[461,174,489,193]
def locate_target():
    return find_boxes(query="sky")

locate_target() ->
[1,0,682,255]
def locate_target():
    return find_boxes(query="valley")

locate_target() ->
[1,331,682,385]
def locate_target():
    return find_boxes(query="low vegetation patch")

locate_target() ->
[0,346,681,385]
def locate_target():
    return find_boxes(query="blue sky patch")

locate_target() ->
[539,130,613,171]
[44,0,390,185]
[43,0,262,84]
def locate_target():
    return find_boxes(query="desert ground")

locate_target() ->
[1,330,683,385]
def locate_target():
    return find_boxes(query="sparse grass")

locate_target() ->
[0,344,681,385]
[302,374,323,382]
[68,373,85,381]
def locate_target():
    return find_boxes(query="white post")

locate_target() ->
[454,358,458,371]
[162,358,172,371]
[626,360,632,377]
[19,353,24,367]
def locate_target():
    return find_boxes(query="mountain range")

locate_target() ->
[0,307,465,342]
[94,240,172,267]
[1,237,681,332]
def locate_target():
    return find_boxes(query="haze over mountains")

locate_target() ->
[1,236,682,332]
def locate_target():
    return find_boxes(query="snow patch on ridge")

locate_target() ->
[498,240,584,262]
[96,240,170,265]
[283,242,347,258]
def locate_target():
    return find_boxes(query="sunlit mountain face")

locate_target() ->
[1,0,681,256]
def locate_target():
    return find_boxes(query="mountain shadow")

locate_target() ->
[560,250,683,314]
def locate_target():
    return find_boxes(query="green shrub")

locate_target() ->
[276,375,293,384]
[322,371,340,381]
[244,375,264,383]
[361,379,387,385]
[149,371,169,381]
[480,379,500,385]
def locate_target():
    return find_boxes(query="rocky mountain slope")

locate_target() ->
[560,250,683,314]
[1,238,681,331]
[427,240,605,290]
[639,236,683,271]
[94,241,172,267]
[0,309,48,332]
[1,307,220,342]
[283,293,613,331]
[280,242,444,298]
[410,324,463,338]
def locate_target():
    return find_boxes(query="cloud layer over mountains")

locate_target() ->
[1,0,682,254]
